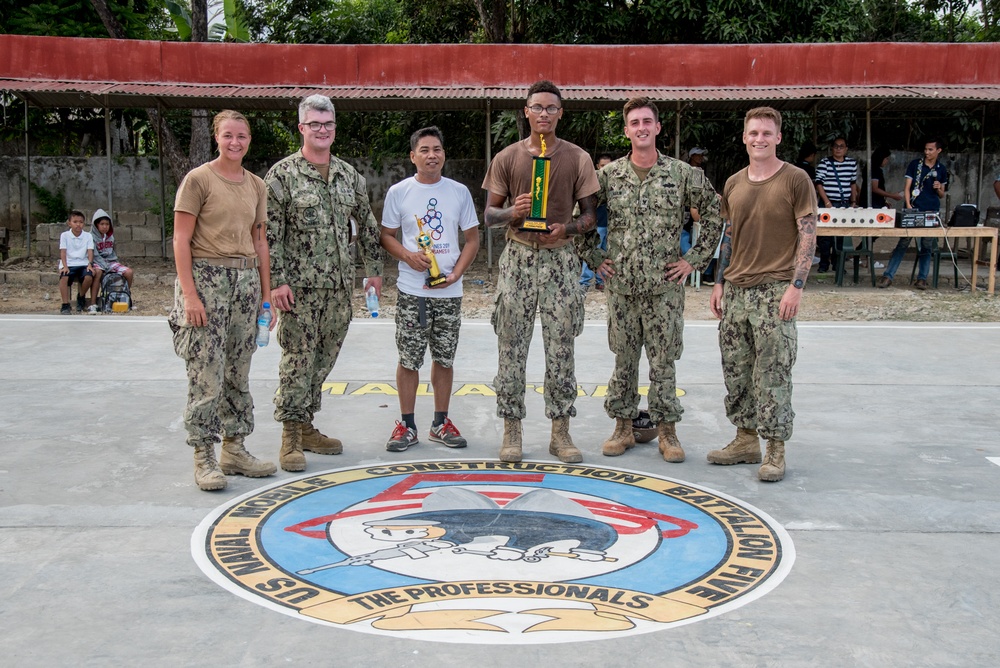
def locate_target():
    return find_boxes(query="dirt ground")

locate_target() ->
[2,246,999,321]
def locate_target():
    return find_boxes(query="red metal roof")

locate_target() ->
[2,35,999,111]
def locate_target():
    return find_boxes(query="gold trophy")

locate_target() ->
[520,134,551,233]
[415,215,447,287]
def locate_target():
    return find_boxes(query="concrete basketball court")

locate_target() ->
[2,313,999,666]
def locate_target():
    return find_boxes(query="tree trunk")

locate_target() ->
[145,108,189,187]
[190,0,209,42]
[190,109,213,167]
[88,0,126,38]
[473,0,508,42]
[188,0,212,169]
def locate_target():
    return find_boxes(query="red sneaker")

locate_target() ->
[386,421,418,452]
[429,418,467,449]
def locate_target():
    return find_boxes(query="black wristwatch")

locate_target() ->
[793,279,804,289]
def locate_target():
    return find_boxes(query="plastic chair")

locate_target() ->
[835,236,876,287]
[909,238,959,288]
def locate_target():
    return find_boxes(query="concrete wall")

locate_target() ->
[1,157,166,231]
[7,152,998,242]
[2,156,489,236]
[33,211,167,260]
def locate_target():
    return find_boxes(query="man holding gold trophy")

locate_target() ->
[482,80,600,464]
[380,126,481,452]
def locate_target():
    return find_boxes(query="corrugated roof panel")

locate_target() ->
[3,78,999,112]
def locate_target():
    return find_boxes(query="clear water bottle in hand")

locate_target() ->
[364,279,379,318]
[256,302,272,347]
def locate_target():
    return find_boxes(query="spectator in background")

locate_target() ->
[580,153,613,292]
[685,147,715,282]
[57,210,95,314]
[861,147,902,270]
[795,142,817,182]
[814,137,859,274]
[90,208,134,311]
[867,147,903,209]
[877,138,948,290]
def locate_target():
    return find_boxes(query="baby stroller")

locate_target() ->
[99,272,132,312]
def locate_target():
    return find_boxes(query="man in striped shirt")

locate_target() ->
[814,137,859,273]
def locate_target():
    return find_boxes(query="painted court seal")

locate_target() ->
[192,460,794,644]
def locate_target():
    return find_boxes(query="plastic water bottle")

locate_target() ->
[364,281,379,318]
[256,302,272,347]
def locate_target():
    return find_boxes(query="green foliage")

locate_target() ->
[29,182,72,225]
[491,111,520,149]
[164,0,193,39]
[244,0,407,44]
[401,0,481,43]
[167,0,251,41]
[0,0,170,39]
[332,110,488,165]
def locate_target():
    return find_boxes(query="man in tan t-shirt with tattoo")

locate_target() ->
[708,106,817,483]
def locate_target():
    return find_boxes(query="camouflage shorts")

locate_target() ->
[395,291,462,370]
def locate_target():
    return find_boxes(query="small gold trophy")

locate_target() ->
[520,134,551,233]
[415,215,447,287]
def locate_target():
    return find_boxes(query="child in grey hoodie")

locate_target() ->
[90,209,135,311]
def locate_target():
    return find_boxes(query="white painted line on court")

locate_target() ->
[987,457,1000,468]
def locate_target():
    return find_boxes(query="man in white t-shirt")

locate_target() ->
[380,126,481,452]
[58,209,96,314]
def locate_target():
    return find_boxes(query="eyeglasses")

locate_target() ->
[832,144,847,149]
[527,105,561,115]
[303,121,336,132]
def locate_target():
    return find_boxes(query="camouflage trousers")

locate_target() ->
[395,292,462,371]
[274,286,352,423]
[719,281,797,441]
[605,287,684,424]
[491,242,584,419]
[168,261,260,447]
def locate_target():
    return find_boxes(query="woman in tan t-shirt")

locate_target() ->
[169,110,276,491]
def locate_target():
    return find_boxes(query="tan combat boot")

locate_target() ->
[549,416,583,463]
[301,423,343,455]
[759,440,786,482]
[194,443,226,491]
[602,417,636,457]
[280,421,306,472]
[657,422,685,463]
[707,428,762,465]
[220,436,277,478]
[499,418,523,462]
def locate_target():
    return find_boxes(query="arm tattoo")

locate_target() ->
[484,205,517,228]
[793,213,817,283]
[572,195,598,235]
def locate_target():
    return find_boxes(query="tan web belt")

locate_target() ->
[193,256,259,269]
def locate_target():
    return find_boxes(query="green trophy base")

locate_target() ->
[520,217,551,233]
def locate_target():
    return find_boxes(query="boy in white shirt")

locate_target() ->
[379,126,480,452]
[58,210,96,314]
